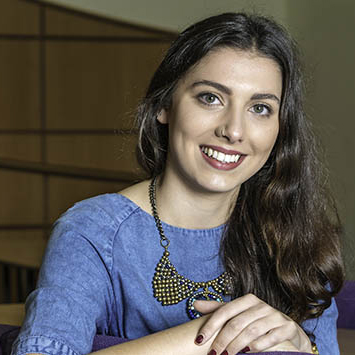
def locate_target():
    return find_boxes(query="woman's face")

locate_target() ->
[158,47,282,196]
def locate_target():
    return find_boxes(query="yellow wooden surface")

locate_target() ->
[338,328,355,355]
[0,303,25,326]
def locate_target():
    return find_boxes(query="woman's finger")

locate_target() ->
[193,300,223,314]
[222,317,295,354]
[247,325,299,352]
[194,294,265,345]
[210,309,279,354]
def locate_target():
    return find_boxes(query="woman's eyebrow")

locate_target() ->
[251,93,280,104]
[191,80,232,95]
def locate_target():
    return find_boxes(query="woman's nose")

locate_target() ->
[215,108,244,143]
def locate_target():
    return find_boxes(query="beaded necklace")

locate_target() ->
[149,177,231,319]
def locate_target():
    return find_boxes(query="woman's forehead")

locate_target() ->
[178,47,282,96]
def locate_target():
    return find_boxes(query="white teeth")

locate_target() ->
[201,146,242,164]
[217,152,225,162]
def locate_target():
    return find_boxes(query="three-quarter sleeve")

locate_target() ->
[302,297,340,355]
[11,219,115,355]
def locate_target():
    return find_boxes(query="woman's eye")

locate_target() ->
[251,104,272,116]
[198,93,221,106]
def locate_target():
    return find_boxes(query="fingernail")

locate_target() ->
[208,350,217,355]
[241,346,250,353]
[221,351,229,355]
[195,334,204,344]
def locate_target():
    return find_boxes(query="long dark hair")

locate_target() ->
[135,12,344,323]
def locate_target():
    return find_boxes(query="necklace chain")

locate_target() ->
[149,177,231,318]
[149,178,170,249]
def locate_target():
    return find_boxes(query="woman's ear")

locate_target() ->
[157,109,169,124]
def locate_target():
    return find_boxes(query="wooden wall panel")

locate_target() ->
[0,0,39,35]
[45,7,171,38]
[0,231,46,268]
[0,136,41,162]
[46,134,140,173]
[45,41,170,130]
[0,0,175,302]
[0,171,43,224]
[0,41,40,129]
[48,176,130,222]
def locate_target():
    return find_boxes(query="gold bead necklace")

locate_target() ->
[149,177,231,319]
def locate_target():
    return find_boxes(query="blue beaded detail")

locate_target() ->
[187,290,224,319]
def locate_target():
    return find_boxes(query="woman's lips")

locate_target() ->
[200,145,246,170]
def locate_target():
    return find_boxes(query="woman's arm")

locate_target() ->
[26,315,297,355]
[92,315,216,355]
[91,314,299,355]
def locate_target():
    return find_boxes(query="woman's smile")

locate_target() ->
[200,145,246,170]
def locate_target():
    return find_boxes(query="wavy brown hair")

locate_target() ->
[135,13,344,324]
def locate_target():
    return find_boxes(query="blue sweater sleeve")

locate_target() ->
[11,205,117,355]
[302,297,339,355]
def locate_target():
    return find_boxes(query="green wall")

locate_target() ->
[287,0,355,279]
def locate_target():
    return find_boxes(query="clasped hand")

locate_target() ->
[194,293,312,354]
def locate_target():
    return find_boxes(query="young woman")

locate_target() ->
[12,12,344,355]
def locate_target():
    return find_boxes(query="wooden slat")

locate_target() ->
[9,267,18,303]
[0,41,40,130]
[47,134,140,173]
[45,41,169,131]
[0,135,41,163]
[0,170,43,225]
[0,231,47,268]
[0,303,25,326]
[48,176,130,222]
[0,0,39,35]
[0,157,141,182]
[338,328,355,355]
[0,265,4,303]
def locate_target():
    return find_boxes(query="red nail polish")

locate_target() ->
[221,351,229,355]
[208,350,217,355]
[195,334,204,344]
[241,346,250,353]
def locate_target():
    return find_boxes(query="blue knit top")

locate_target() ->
[12,194,340,355]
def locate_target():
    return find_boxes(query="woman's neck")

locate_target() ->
[155,174,239,229]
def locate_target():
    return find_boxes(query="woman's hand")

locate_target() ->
[193,293,312,354]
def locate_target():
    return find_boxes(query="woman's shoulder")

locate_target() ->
[54,181,151,237]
